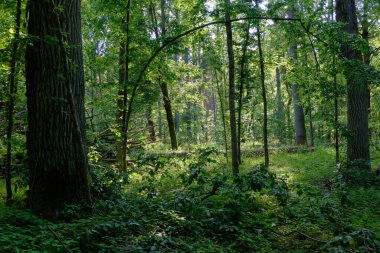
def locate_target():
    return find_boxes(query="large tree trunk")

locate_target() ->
[26,0,91,215]
[225,0,239,175]
[336,0,370,164]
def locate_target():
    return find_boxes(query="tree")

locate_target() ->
[336,0,370,164]
[149,0,178,150]
[255,0,269,168]
[225,0,239,175]
[26,0,91,215]
[288,10,307,146]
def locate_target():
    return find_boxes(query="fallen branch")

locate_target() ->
[268,228,328,244]
[46,226,73,253]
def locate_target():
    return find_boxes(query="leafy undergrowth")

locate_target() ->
[0,147,379,252]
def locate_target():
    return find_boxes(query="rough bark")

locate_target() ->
[225,0,239,175]
[26,0,91,215]
[336,0,370,163]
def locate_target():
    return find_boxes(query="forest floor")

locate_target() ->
[0,146,379,252]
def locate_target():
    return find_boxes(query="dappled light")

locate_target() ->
[1,0,380,252]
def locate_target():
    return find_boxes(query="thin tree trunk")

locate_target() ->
[333,56,340,164]
[285,79,292,143]
[158,99,163,140]
[237,23,250,165]
[146,108,156,142]
[330,0,339,164]
[161,80,178,149]
[121,0,131,171]
[212,87,218,142]
[117,42,126,166]
[152,0,178,150]
[225,0,239,175]
[275,65,285,144]
[4,0,22,202]
[216,73,229,164]
[304,53,314,147]
[255,0,269,168]
[186,103,192,145]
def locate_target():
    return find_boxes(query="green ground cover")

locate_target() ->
[0,147,379,252]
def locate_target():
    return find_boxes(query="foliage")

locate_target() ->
[2,147,380,252]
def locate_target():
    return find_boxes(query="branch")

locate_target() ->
[46,226,73,253]
[268,228,328,244]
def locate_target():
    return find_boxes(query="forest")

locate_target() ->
[0,0,380,252]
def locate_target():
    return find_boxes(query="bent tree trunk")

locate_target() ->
[26,0,91,215]
[336,0,370,164]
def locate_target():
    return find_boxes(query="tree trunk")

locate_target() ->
[225,0,239,175]
[330,0,340,164]
[336,0,370,164]
[117,42,126,167]
[212,87,218,142]
[120,0,131,171]
[158,98,163,140]
[275,65,286,144]
[284,71,293,143]
[155,0,178,150]
[4,0,22,202]
[186,103,192,145]
[237,23,250,165]
[304,53,314,148]
[333,56,340,164]
[26,0,91,215]
[287,10,307,146]
[256,0,269,168]
[146,108,156,142]
[161,80,178,149]
[216,73,229,164]
[361,0,372,143]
